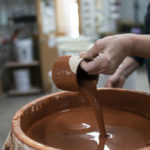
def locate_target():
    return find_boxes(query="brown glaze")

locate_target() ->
[11,89,150,150]
[52,56,81,91]
[77,66,106,137]
[26,106,150,150]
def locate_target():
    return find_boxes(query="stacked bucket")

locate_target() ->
[13,38,33,92]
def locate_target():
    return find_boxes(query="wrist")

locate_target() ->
[114,65,126,80]
[115,56,138,79]
[122,34,136,56]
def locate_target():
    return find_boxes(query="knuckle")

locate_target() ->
[95,40,100,47]
[99,60,114,75]
[105,55,111,65]
[104,57,112,70]
[87,51,93,59]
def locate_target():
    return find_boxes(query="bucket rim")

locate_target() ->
[11,88,150,150]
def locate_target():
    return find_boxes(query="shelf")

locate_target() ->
[12,15,36,24]
[7,87,42,96]
[118,21,144,27]
[5,61,39,68]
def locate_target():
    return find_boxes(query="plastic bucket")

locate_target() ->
[14,38,33,63]
[13,69,31,91]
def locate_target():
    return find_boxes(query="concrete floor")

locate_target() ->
[0,67,149,150]
[0,93,47,150]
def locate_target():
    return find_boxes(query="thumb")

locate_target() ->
[105,81,113,88]
[80,44,99,59]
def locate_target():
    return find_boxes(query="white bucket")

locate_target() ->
[13,69,31,91]
[14,38,33,63]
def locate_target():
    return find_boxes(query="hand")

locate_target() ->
[105,74,125,88]
[80,34,132,75]
[105,56,139,88]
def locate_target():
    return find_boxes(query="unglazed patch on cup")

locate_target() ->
[69,56,83,74]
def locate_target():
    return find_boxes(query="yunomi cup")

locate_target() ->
[52,55,98,91]
[52,55,82,91]
[3,89,150,150]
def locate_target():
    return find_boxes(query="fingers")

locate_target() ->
[80,43,99,59]
[80,53,113,75]
[80,56,102,75]
[105,76,124,88]
[117,79,124,88]
[105,79,119,88]
[105,81,113,88]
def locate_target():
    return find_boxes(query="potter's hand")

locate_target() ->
[105,73,125,88]
[80,34,133,75]
[105,57,139,88]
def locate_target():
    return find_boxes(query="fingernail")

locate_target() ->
[79,52,87,58]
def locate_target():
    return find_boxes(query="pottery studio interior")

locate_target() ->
[1,0,150,150]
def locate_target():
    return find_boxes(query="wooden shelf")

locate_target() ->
[5,61,39,68]
[12,15,36,24]
[7,87,42,96]
[118,20,144,26]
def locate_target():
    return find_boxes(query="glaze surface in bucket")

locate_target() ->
[4,89,150,150]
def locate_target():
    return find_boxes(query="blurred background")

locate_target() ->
[0,0,150,149]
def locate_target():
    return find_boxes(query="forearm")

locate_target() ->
[80,33,148,75]
[114,56,139,79]
[127,34,150,58]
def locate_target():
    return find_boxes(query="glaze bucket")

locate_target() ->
[4,89,150,150]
